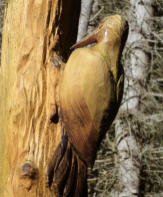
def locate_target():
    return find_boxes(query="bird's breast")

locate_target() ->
[59,48,117,166]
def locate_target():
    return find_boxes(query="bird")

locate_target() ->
[48,14,129,197]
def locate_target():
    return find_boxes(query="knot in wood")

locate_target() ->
[21,161,37,179]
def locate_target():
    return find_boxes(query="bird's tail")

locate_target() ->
[47,124,88,197]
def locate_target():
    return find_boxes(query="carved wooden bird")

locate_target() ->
[59,14,128,165]
[48,15,128,197]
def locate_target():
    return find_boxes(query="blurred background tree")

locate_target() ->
[0,0,163,197]
[77,0,163,197]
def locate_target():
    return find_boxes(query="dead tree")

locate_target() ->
[0,0,80,196]
[113,0,154,196]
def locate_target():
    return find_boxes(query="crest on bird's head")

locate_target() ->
[71,15,129,50]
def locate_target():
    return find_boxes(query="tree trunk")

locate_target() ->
[0,0,5,59]
[77,0,94,41]
[113,0,154,196]
[0,0,80,196]
[77,0,100,41]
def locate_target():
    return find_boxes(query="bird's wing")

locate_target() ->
[59,48,115,166]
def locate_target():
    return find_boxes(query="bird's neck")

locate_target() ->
[93,41,121,82]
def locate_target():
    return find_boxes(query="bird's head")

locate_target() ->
[71,15,129,50]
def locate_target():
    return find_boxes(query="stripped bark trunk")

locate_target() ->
[0,0,80,196]
[113,0,154,196]
[0,0,5,59]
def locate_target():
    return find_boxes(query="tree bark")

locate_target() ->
[77,0,94,41]
[77,0,100,41]
[0,0,80,196]
[113,0,154,196]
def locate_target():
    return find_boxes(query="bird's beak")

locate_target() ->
[70,28,99,50]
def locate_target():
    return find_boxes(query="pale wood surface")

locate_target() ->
[0,0,80,196]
